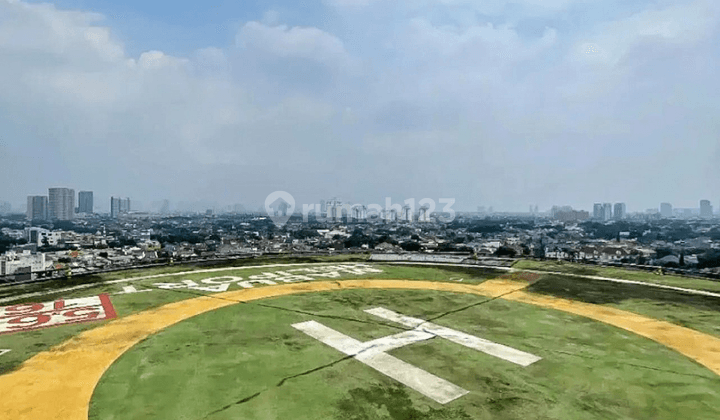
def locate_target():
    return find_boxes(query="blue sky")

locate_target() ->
[24,0,273,55]
[23,0,334,56]
[2,0,720,212]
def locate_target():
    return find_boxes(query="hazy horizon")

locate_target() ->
[2,0,719,213]
[3,194,718,215]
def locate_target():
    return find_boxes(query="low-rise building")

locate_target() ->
[0,250,48,275]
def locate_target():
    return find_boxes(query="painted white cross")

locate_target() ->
[292,307,541,404]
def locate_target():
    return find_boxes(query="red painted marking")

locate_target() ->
[0,294,118,335]
[99,294,117,320]
[54,299,65,311]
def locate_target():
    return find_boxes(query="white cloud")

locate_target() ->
[138,50,180,69]
[0,0,123,64]
[236,22,351,67]
[0,0,346,205]
[1,0,719,210]
[326,0,596,14]
[322,0,384,7]
[572,0,719,67]
[397,18,557,66]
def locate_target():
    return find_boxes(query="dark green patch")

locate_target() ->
[527,275,720,312]
[336,384,472,419]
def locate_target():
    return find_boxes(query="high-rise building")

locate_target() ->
[593,203,604,220]
[602,203,612,221]
[111,197,118,218]
[613,203,626,220]
[551,206,589,222]
[419,206,431,222]
[78,191,93,214]
[48,188,75,220]
[660,202,672,218]
[160,199,170,214]
[26,196,49,220]
[111,197,131,218]
[0,201,10,215]
[700,200,713,219]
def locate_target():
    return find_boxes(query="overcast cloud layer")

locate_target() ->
[1,0,719,212]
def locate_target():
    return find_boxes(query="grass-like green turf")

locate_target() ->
[89,289,720,420]
[2,260,720,419]
[526,273,720,337]
[0,263,506,374]
[512,259,720,292]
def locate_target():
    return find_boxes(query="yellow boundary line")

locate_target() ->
[1,279,719,420]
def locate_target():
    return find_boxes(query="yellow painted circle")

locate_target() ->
[1,279,719,420]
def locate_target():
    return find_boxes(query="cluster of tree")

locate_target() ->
[394,226,415,237]
[344,230,372,248]
[467,221,504,234]
[0,220,25,230]
[706,228,720,241]
[50,221,94,234]
[0,234,26,254]
[452,236,468,244]
[697,250,720,269]
[152,231,205,245]
[437,243,474,253]
[658,227,698,242]
[342,229,407,250]
[654,248,674,259]
[292,228,320,240]
[107,238,138,248]
[494,245,518,257]
[399,241,422,252]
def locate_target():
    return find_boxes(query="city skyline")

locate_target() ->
[7,185,720,215]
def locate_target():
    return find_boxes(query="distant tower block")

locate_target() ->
[401,205,413,222]
[381,209,397,222]
[351,205,367,220]
[27,196,49,220]
[659,203,672,218]
[78,191,93,214]
[700,200,713,219]
[418,206,431,222]
[602,203,612,221]
[613,203,626,220]
[326,198,343,220]
[48,188,75,220]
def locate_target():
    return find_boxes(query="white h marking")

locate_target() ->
[292,307,541,404]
